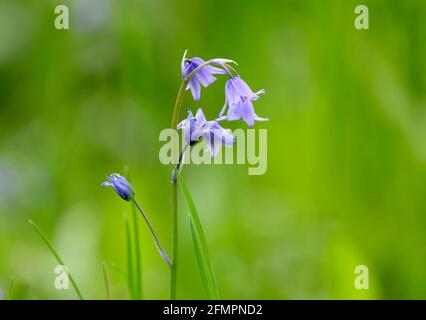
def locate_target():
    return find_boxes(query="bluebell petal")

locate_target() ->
[240,100,257,126]
[225,79,241,106]
[187,80,201,101]
[182,53,230,101]
[211,58,238,65]
[203,131,220,157]
[226,104,241,121]
[224,76,267,126]
[195,108,207,124]
[195,70,217,88]
[181,49,189,79]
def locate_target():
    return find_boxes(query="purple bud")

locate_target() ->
[101,173,135,201]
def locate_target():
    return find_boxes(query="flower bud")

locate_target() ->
[101,173,135,201]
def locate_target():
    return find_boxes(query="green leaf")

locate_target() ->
[6,275,15,300]
[111,262,127,282]
[126,168,143,300]
[131,200,143,299]
[124,214,135,299]
[29,219,84,300]
[102,261,112,300]
[175,172,219,299]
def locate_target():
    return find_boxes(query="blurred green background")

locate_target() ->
[0,0,426,299]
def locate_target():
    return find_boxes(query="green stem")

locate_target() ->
[171,81,188,132]
[170,184,178,299]
[133,199,172,266]
[29,219,84,300]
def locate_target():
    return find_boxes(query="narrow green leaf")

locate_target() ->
[6,275,15,300]
[131,199,143,299]
[28,219,84,300]
[175,172,219,299]
[102,261,112,300]
[111,262,127,282]
[190,220,215,299]
[124,214,135,299]
[126,169,143,299]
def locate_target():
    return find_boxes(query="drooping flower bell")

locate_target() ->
[101,173,135,201]
[223,76,267,126]
[178,108,235,157]
[181,50,233,101]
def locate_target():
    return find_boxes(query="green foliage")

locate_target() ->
[176,172,218,299]
[29,220,84,300]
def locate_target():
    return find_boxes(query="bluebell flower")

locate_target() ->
[101,173,135,201]
[223,76,267,126]
[181,50,234,101]
[202,120,236,157]
[177,108,206,146]
[178,108,235,157]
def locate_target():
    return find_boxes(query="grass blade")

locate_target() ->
[28,219,84,300]
[189,220,215,298]
[124,214,135,299]
[175,171,218,299]
[131,199,143,299]
[111,262,127,282]
[102,261,112,300]
[126,169,143,300]
[6,275,15,300]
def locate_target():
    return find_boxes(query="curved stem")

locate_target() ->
[132,199,172,266]
[171,81,188,131]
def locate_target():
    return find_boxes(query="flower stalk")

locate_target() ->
[133,199,172,266]
[102,174,171,267]
[169,57,234,299]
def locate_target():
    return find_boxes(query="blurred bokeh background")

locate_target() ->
[0,0,426,299]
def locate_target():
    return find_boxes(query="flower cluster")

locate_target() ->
[179,51,267,156]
